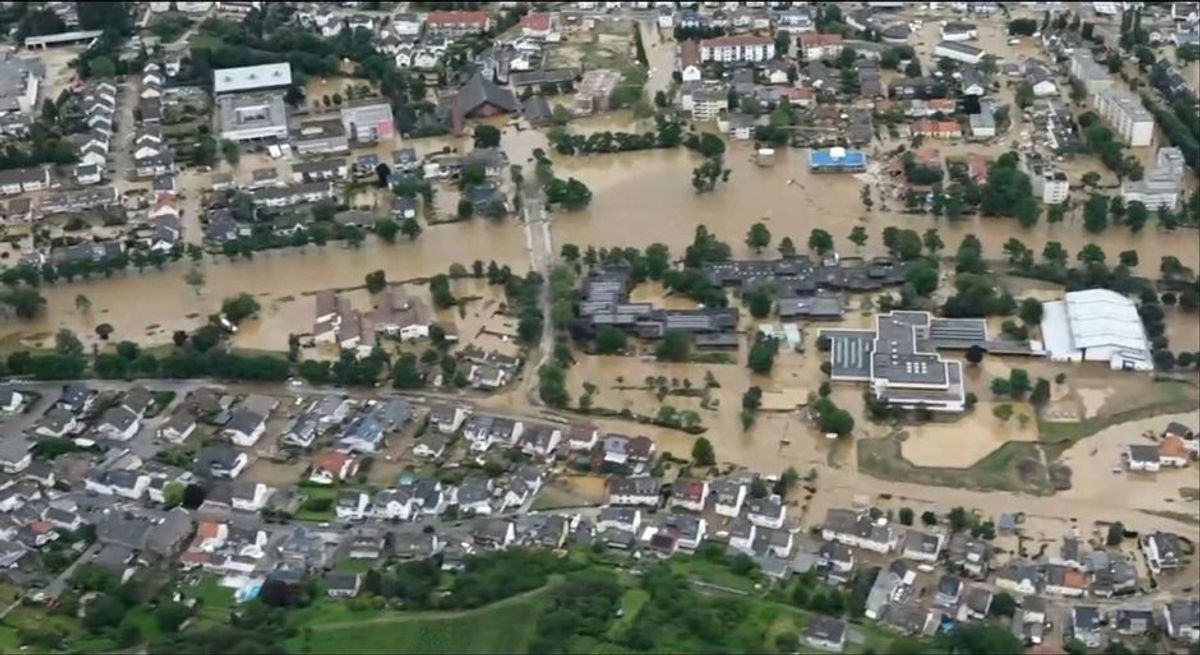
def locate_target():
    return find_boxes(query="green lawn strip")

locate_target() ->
[857,435,1050,495]
[604,588,648,641]
[287,584,552,654]
[1037,385,1197,445]
[0,625,22,654]
[331,558,376,574]
[188,576,235,626]
[669,556,762,593]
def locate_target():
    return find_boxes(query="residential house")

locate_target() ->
[195,445,248,480]
[817,540,856,583]
[608,476,661,507]
[231,481,271,513]
[429,404,468,434]
[412,434,447,459]
[900,530,945,563]
[1072,605,1105,648]
[710,478,747,517]
[865,560,916,620]
[1164,599,1200,643]
[1141,532,1184,573]
[804,615,847,652]
[223,409,267,447]
[326,571,361,598]
[473,518,515,549]
[597,506,641,534]
[669,478,709,513]
[372,488,417,521]
[457,477,495,516]
[463,414,523,452]
[821,508,899,554]
[994,564,1041,596]
[308,450,358,485]
[934,574,964,608]
[1044,564,1088,597]
[335,490,369,522]
[746,497,786,530]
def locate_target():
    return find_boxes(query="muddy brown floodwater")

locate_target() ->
[2,82,1198,351]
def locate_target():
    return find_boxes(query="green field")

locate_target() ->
[287,586,550,654]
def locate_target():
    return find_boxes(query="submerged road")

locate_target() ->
[520,185,555,407]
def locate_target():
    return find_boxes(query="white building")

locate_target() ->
[934,41,984,64]
[699,34,775,62]
[1030,165,1070,205]
[1122,147,1185,211]
[1069,51,1115,95]
[218,93,289,143]
[1094,90,1154,147]
[213,62,293,95]
[1040,289,1154,371]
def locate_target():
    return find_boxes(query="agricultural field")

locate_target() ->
[288,587,549,654]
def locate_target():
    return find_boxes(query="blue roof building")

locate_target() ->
[808,147,867,173]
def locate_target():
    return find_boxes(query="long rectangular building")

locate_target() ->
[1093,90,1154,147]
[820,312,971,413]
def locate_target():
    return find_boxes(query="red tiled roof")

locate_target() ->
[520,13,551,31]
[680,40,700,67]
[427,10,490,26]
[196,521,224,539]
[801,33,844,47]
[312,449,353,474]
[1160,436,1187,458]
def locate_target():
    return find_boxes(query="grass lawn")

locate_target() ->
[190,575,236,627]
[0,626,21,653]
[295,485,340,522]
[286,586,551,654]
[332,558,377,573]
[605,588,648,641]
[668,556,762,593]
[1037,381,1197,445]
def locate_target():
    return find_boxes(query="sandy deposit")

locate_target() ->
[900,400,1038,468]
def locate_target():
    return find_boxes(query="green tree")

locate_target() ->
[400,218,422,241]
[374,218,399,242]
[392,353,423,389]
[922,228,944,255]
[848,226,868,250]
[1018,297,1043,325]
[746,222,771,253]
[221,140,240,167]
[807,228,834,255]
[692,437,715,465]
[221,293,260,324]
[656,330,690,362]
[747,337,779,374]
[595,326,627,354]
[365,270,387,293]
[473,124,501,148]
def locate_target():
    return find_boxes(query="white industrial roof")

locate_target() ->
[1042,289,1151,360]
[213,63,293,95]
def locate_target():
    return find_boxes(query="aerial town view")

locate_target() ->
[0,0,1197,653]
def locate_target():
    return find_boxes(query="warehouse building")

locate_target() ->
[1040,289,1153,371]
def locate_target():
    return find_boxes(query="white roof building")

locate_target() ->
[213,63,293,95]
[1040,289,1153,371]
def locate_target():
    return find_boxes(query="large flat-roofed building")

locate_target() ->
[820,312,981,412]
[218,93,289,142]
[1040,289,1153,371]
[1069,51,1114,95]
[290,119,349,155]
[1094,90,1154,146]
[1122,147,1184,211]
[934,41,984,65]
[213,62,292,95]
[340,100,394,143]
